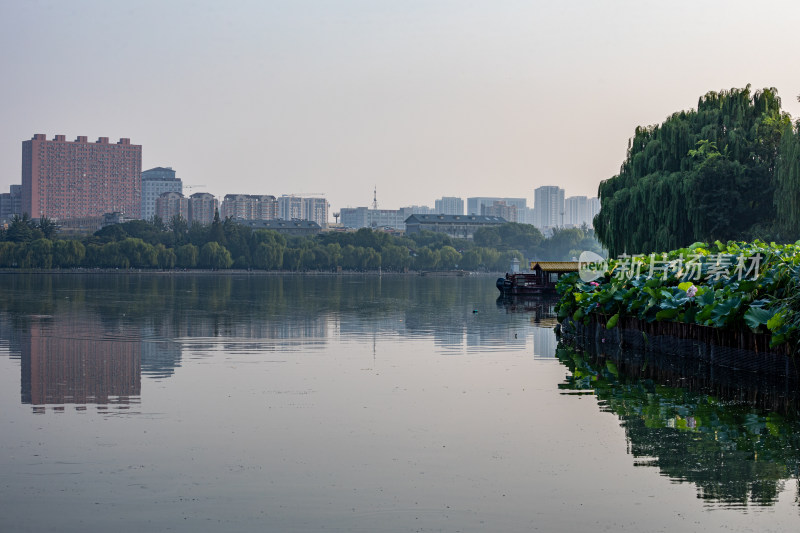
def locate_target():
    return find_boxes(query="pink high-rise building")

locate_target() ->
[22,134,142,220]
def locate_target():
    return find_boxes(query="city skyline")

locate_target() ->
[1,2,799,215]
[7,145,598,231]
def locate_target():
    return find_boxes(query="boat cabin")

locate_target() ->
[530,261,580,286]
[497,261,579,294]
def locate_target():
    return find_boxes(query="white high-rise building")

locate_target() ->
[435,196,464,215]
[588,197,600,226]
[564,196,588,227]
[303,197,330,228]
[141,167,182,222]
[278,195,304,221]
[533,186,565,229]
[564,195,601,228]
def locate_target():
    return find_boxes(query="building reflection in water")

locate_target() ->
[1,273,544,413]
[496,295,559,358]
[19,316,141,412]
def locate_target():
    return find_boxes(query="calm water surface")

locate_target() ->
[0,273,798,532]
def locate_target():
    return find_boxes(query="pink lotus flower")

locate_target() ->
[686,285,697,298]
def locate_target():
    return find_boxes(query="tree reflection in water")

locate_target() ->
[555,341,800,508]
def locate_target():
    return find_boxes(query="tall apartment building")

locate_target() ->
[564,196,588,227]
[533,186,565,229]
[588,197,600,226]
[188,192,218,225]
[278,195,304,221]
[156,192,189,222]
[435,197,464,215]
[221,194,278,221]
[563,195,600,228]
[275,195,329,227]
[0,184,22,221]
[141,167,182,221]
[303,197,329,228]
[22,134,142,220]
[564,196,597,227]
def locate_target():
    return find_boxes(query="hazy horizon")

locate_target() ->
[2,0,799,215]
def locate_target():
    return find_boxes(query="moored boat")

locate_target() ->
[496,261,579,295]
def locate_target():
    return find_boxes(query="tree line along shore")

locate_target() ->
[0,213,602,272]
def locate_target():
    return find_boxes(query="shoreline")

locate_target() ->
[0,268,501,277]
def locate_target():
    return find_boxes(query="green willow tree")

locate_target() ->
[773,94,800,239]
[595,85,793,257]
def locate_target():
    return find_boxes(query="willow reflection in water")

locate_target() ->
[556,341,800,508]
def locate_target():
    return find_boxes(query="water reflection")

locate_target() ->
[20,316,140,409]
[4,273,800,528]
[496,295,559,357]
[496,294,559,328]
[0,273,525,409]
[556,342,800,508]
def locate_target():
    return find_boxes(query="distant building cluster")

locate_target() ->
[4,134,330,233]
[1,133,598,237]
[531,186,599,232]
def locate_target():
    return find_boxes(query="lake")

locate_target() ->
[0,273,798,532]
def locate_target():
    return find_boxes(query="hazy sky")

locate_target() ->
[1,0,799,215]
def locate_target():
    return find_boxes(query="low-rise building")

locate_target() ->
[236,219,322,236]
[404,214,507,239]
